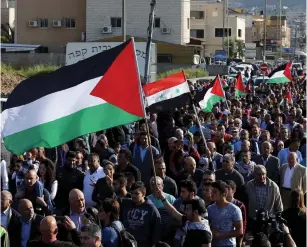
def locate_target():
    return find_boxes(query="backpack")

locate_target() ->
[110,222,138,247]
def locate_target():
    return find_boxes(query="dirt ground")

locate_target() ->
[1,73,25,94]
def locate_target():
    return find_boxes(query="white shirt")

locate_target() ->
[1,207,10,229]
[0,160,9,190]
[282,165,295,189]
[39,179,58,200]
[83,167,105,207]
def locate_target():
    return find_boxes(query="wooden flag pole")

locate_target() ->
[182,70,213,166]
[132,37,158,186]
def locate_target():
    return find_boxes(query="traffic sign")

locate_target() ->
[261,63,268,72]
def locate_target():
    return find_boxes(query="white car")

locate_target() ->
[292,63,303,70]
[254,76,269,87]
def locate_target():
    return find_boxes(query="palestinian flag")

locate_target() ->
[199,75,225,112]
[143,71,191,113]
[267,62,292,84]
[221,79,229,88]
[280,90,293,105]
[1,40,144,155]
[235,72,246,97]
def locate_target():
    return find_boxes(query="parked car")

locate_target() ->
[253,76,269,87]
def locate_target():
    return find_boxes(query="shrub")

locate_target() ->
[1,63,60,78]
[157,68,209,80]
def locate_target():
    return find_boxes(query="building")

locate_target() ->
[266,16,291,48]
[190,2,245,57]
[86,0,190,45]
[15,0,86,52]
[86,0,196,69]
[1,0,15,40]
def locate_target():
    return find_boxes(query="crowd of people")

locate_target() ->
[0,68,306,247]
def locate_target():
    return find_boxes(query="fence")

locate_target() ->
[1,53,66,68]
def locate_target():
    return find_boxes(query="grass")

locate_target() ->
[157,68,209,80]
[2,63,209,81]
[1,63,60,78]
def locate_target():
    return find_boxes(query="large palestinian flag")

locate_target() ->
[267,62,292,84]
[1,40,144,155]
[143,71,191,113]
[199,75,225,112]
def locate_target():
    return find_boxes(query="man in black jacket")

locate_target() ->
[1,191,20,230]
[252,141,280,184]
[115,149,141,182]
[54,152,84,209]
[27,215,82,247]
[8,199,43,247]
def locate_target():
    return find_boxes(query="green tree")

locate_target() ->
[223,38,235,58]
[1,23,14,43]
[235,39,244,58]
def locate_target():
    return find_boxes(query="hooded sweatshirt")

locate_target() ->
[120,198,161,247]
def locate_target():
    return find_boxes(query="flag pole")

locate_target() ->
[182,71,213,166]
[218,74,229,109]
[131,37,158,184]
[143,0,157,85]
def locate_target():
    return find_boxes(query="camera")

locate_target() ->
[253,209,288,247]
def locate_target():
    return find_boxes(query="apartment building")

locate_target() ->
[86,0,190,45]
[190,2,245,57]
[247,16,291,49]
[266,16,291,48]
[1,0,15,33]
[15,0,86,52]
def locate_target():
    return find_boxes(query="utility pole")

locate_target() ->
[122,0,126,42]
[293,22,298,61]
[222,0,225,50]
[263,0,267,63]
[226,0,229,57]
[279,0,282,60]
[143,0,157,85]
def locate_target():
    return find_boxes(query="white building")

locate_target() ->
[190,2,245,57]
[1,0,15,31]
[86,0,190,45]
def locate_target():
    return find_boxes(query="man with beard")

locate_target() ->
[55,152,84,209]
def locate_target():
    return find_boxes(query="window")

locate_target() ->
[187,18,190,29]
[65,18,76,28]
[215,28,231,37]
[157,54,173,63]
[190,29,204,38]
[154,17,160,28]
[238,29,242,37]
[190,11,204,19]
[39,19,48,28]
[111,17,121,28]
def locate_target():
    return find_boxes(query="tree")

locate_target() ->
[223,38,235,58]
[235,39,244,58]
[1,23,14,43]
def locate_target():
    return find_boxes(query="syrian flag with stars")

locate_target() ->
[143,71,191,113]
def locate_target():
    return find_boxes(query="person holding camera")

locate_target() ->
[245,165,283,226]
